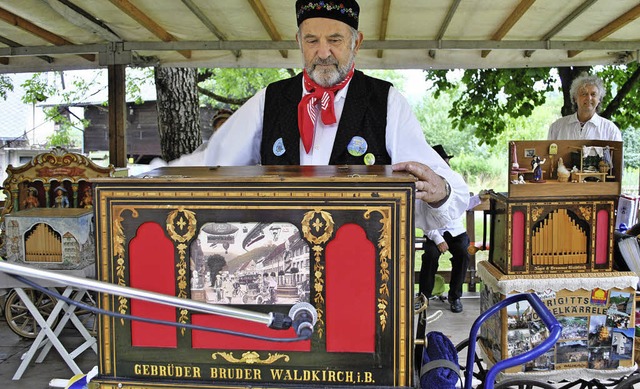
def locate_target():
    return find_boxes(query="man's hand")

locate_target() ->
[392,161,450,206]
[436,241,449,253]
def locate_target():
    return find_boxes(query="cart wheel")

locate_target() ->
[494,378,556,389]
[613,371,640,389]
[3,288,58,339]
[456,336,488,387]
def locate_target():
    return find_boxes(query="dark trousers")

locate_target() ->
[419,231,470,301]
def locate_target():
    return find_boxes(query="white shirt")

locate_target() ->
[547,113,622,141]
[425,215,467,245]
[184,77,468,231]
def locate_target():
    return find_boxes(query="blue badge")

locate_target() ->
[273,138,285,156]
[347,136,368,157]
[364,153,375,165]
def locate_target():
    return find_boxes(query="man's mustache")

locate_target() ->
[313,58,338,67]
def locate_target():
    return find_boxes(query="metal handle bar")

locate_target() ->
[0,261,276,327]
[464,292,562,389]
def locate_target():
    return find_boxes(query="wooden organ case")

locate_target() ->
[489,140,622,275]
[92,165,417,389]
[479,140,637,376]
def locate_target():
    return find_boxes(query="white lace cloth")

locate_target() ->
[477,261,639,294]
[495,365,637,384]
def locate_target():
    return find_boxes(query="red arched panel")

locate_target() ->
[595,209,609,265]
[325,223,375,353]
[511,211,525,268]
[130,222,177,347]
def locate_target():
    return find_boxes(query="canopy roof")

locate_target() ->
[0,0,639,74]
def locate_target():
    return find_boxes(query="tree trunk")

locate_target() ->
[557,66,590,117]
[601,65,640,120]
[154,67,201,162]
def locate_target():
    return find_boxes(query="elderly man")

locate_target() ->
[201,0,468,231]
[547,73,622,141]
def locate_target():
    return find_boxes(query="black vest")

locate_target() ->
[261,70,392,165]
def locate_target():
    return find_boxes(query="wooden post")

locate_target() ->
[108,64,127,168]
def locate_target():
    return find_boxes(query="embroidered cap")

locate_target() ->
[296,1,360,30]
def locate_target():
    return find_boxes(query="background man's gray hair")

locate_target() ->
[570,73,606,112]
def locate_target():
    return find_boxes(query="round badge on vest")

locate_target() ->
[347,136,368,157]
[273,138,286,156]
[364,153,375,165]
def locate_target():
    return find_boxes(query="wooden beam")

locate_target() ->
[108,64,128,168]
[181,0,241,58]
[246,0,288,58]
[0,6,95,62]
[377,0,391,59]
[481,0,536,58]
[429,0,462,59]
[525,0,597,57]
[46,0,121,42]
[108,0,191,59]
[0,34,54,63]
[568,3,640,58]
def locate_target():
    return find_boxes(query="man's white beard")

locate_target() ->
[307,54,355,87]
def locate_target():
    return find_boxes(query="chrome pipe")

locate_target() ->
[0,261,273,327]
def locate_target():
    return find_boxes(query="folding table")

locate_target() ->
[0,264,97,380]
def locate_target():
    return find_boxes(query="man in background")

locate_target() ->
[548,73,621,141]
[419,145,470,313]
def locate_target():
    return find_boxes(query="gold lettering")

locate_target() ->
[345,370,353,383]
[193,367,201,378]
[264,368,373,383]
[364,372,374,383]
[159,365,167,377]
[134,365,141,375]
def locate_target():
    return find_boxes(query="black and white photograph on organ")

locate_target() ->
[189,222,311,305]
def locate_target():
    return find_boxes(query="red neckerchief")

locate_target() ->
[297,65,355,153]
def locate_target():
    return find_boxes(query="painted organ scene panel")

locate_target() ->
[190,222,310,306]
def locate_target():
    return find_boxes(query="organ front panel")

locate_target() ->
[489,195,615,274]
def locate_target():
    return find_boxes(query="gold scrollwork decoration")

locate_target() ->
[166,207,198,333]
[301,209,335,338]
[211,351,290,365]
[113,207,138,325]
[531,206,543,222]
[577,205,592,222]
[364,208,391,331]
[301,209,334,246]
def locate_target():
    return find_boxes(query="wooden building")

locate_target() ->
[81,102,216,164]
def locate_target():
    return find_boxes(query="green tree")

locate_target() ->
[425,64,640,146]
[20,73,88,148]
[0,75,13,100]
[197,68,294,109]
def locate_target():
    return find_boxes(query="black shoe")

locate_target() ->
[450,299,463,313]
